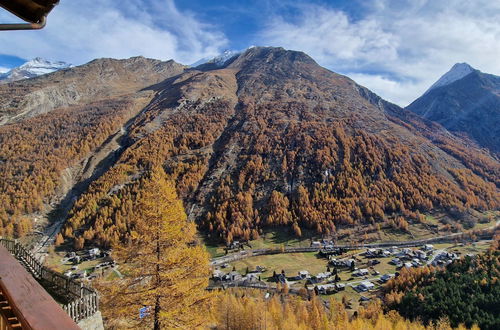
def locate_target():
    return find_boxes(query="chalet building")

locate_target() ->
[315,271,332,281]
[315,284,336,295]
[275,273,287,284]
[357,281,375,292]
[423,244,434,251]
[353,269,369,277]
[212,270,225,281]
[390,258,401,265]
[255,265,266,273]
[379,274,395,283]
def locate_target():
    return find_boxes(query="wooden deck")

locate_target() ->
[0,245,79,330]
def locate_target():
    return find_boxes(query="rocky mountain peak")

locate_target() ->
[228,46,318,70]
[425,62,476,93]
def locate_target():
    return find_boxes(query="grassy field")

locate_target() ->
[433,240,491,254]
[228,252,328,281]
[222,241,492,308]
[204,228,313,258]
[423,214,441,226]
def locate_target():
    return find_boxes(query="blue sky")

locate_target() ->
[1,0,499,106]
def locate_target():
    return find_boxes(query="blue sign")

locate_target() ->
[139,306,149,319]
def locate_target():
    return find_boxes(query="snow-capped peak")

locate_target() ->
[18,57,71,76]
[0,57,72,83]
[425,63,475,94]
[190,49,241,68]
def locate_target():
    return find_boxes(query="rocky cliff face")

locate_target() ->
[407,64,500,155]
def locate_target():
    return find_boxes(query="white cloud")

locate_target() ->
[347,73,429,107]
[0,66,10,74]
[260,0,500,106]
[0,0,227,65]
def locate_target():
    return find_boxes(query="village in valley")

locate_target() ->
[44,246,119,282]
[41,218,495,311]
[207,237,492,310]
[41,212,497,313]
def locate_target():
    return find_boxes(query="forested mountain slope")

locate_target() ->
[0,47,498,246]
[0,57,186,238]
[61,47,499,246]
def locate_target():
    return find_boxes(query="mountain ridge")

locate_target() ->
[0,56,186,125]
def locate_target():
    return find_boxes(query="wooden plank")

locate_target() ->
[0,245,80,330]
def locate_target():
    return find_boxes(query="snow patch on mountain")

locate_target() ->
[0,58,72,83]
[425,63,475,94]
[190,49,242,68]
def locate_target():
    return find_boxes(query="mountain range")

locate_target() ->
[0,47,498,246]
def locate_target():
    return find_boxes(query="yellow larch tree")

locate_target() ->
[99,166,212,329]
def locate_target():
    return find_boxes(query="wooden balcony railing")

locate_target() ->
[0,238,99,324]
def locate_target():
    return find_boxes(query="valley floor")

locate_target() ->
[210,240,493,314]
[41,210,498,317]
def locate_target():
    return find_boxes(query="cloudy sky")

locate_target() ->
[0,0,499,106]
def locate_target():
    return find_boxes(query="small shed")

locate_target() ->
[88,248,100,257]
